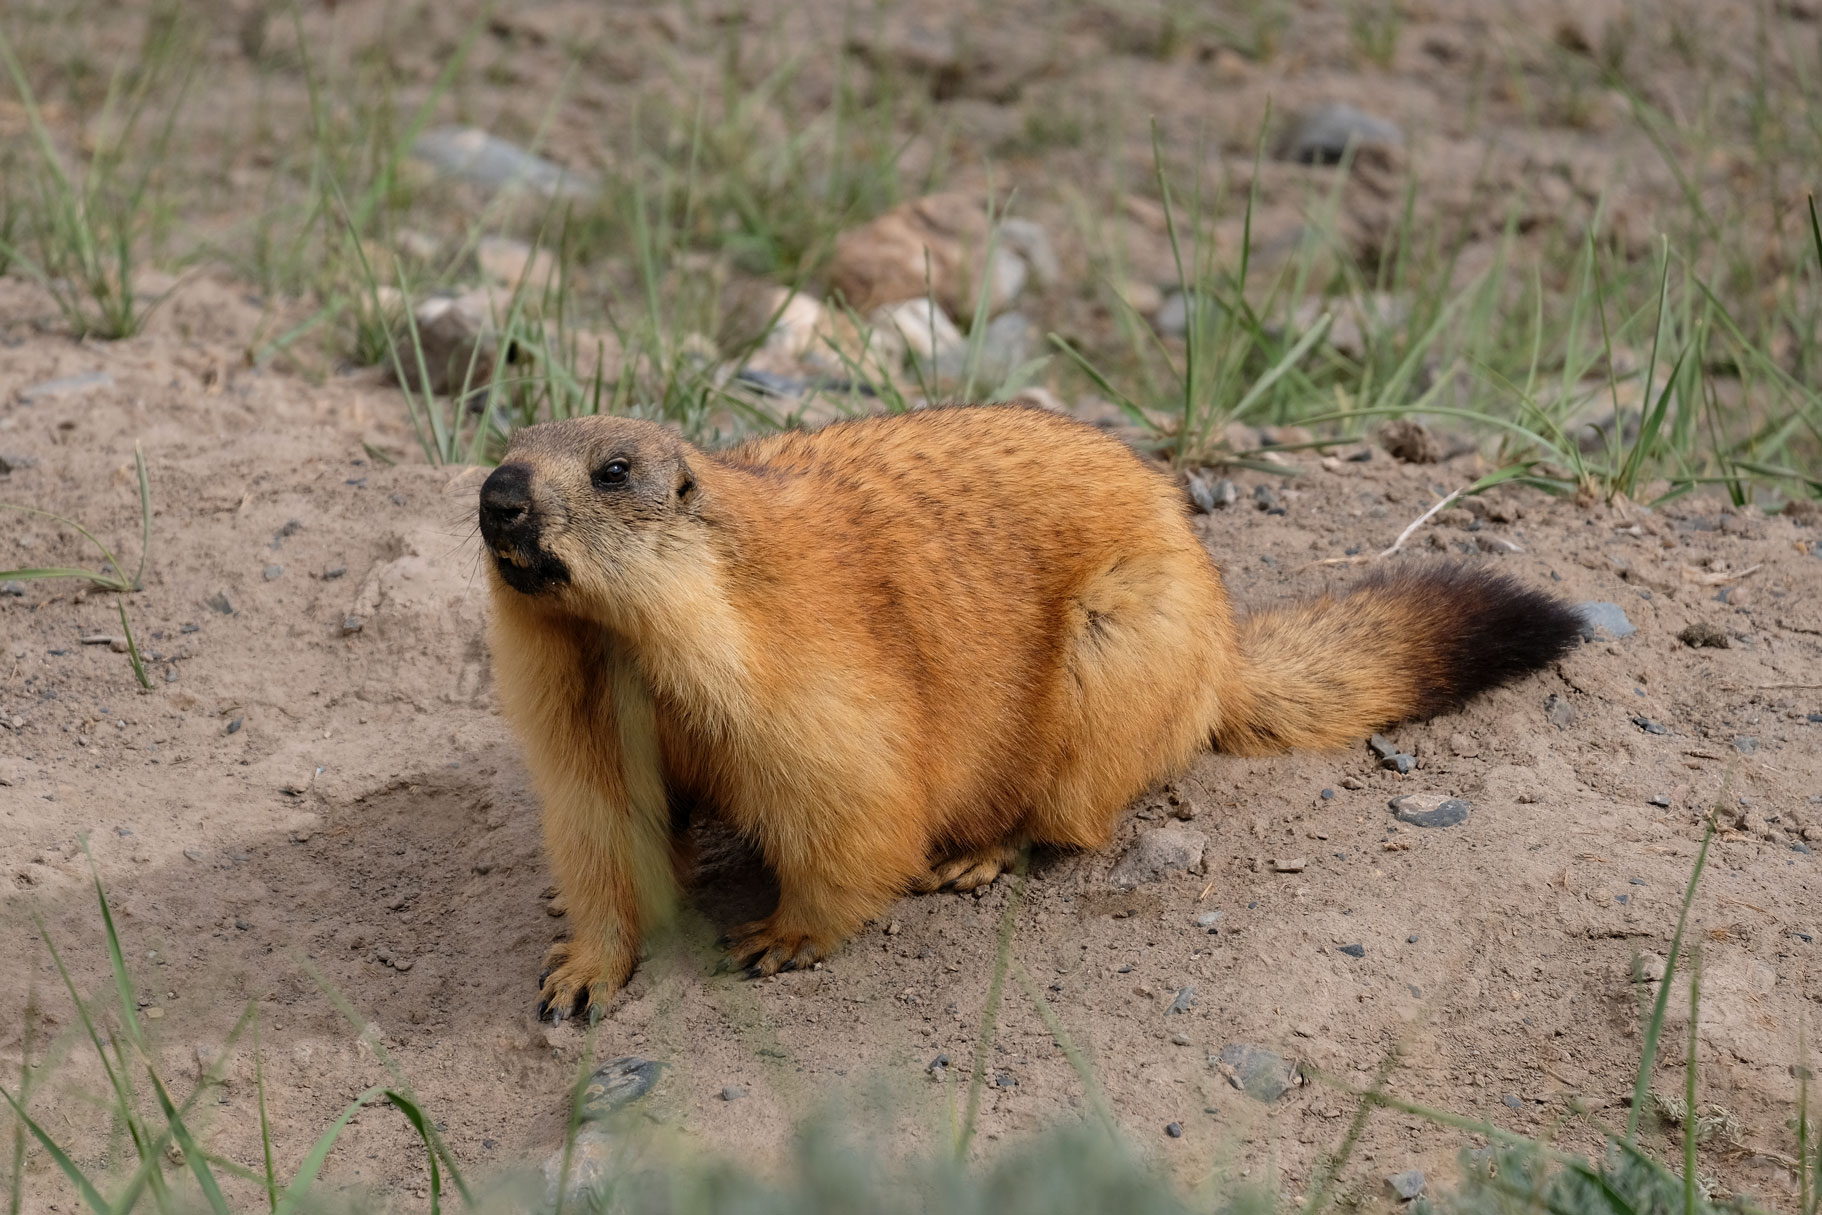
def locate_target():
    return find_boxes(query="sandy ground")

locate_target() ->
[4,271,1822,1210]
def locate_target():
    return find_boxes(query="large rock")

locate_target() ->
[1108,827,1206,890]
[829,193,1045,319]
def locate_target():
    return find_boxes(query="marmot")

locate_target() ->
[479,404,1582,1019]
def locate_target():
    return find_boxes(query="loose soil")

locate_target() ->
[5,273,1822,1208]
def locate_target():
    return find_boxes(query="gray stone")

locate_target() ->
[1631,715,1668,736]
[542,1126,616,1209]
[1153,290,1220,338]
[1252,483,1287,515]
[934,311,1035,384]
[1287,104,1404,165]
[1576,601,1636,640]
[578,1057,664,1120]
[263,564,283,581]
[410,125,597,200]
[0,453,37,475]
[0,581,24,596]
[206,590,235,615]
[1193,910,1224,928]
[1545,694,1576,729]
[1390,794,1470,828]
[1108,827,1207,889]
[1735,736,1759,754]
[18,371,114,404]
[1338,943,1366,958]
[1383,753,1417,775]
[719,1085,747,1102]
[1213,1043,1297,1102]
[1186,474,1238,513]
[998,218,1060,287]
[1166,985,1196,1015]
[1387,1170,1427,1201]
[1368,734,1399,761]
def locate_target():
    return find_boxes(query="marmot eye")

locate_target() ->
[593,459,631,488]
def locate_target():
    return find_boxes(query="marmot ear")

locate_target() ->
[675,458,698,503]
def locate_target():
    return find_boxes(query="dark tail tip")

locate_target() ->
[1357,562,1584,718]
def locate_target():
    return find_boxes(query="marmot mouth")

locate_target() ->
[493,548,571,595]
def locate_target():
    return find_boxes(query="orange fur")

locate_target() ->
[480,405,1577,1016]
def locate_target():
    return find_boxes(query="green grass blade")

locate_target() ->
[958,850,1030,1158]
[143,1070,230,1215]
[0,1086,110,1215]
[1684,948,1701,1215]
[116,601,151,691]
[383,1089,474,1209]
[271,1086,388,1215]
[254,1016,278,1214]
[1628,817,1716,1140]
[130,443,151,591]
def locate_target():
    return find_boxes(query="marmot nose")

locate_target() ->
[480,463,535,536]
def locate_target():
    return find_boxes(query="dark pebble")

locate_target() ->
[1503,1094,1522,1108]
[1648,794,1671,807]
[995,1072,1017,1088]
[1390,796,1469,828]
[1384,753,1416,774]
[1165,1122,1183,1138]
[234,918,251,930]
[1631,716,1668,735]
[324,565,347,580]
[1338,943,1366,958]
[928,1053,949,1072]
[183,848,203,862]
[206,591,235,615]
[1407,933,1418,944]
[1735,736,1759,754]
[1629,877,1646,885]
[1252,484,1287,515]
[226,716,243,735]
[1167,985,1196,1014]
[1616,894,1629,904]
[1320,788,1335,800]
[341,615,364,635]
[1367,733,1398,761]
[263,564,283,581]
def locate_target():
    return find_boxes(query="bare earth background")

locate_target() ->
[4,0,1822,1211]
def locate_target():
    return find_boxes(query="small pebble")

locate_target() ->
[1167,985,1196,1014]
[1647,793,1671,807]
[1387,1170,1427,1201]
[206,590,235,615]
[1576,601,1636,641]
[1677,621,1728,649]
[1320,787,1335,800]
[1383,753,1417,774]
[1503,1094,1522,1108]
[1631,716,1668,735]
[720,1085,747,1102]
[1735,736,1759,754]
[1390,794,1470,829]
[1194,910,1223,928]
[1252,484,1287,515]
[1165,1121,1183,1138]
[323,565,347,580]
[1170,1031,1191,1046]
[1338,943,1366,958]
[1367,734,1398,761]
[341,615,364,635]
[263,564,284,581]
[1407,933,1419,944]
[225,716,243,735]
[928,1053,950,1073]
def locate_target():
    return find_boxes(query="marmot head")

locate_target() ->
[478,416,702,615]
